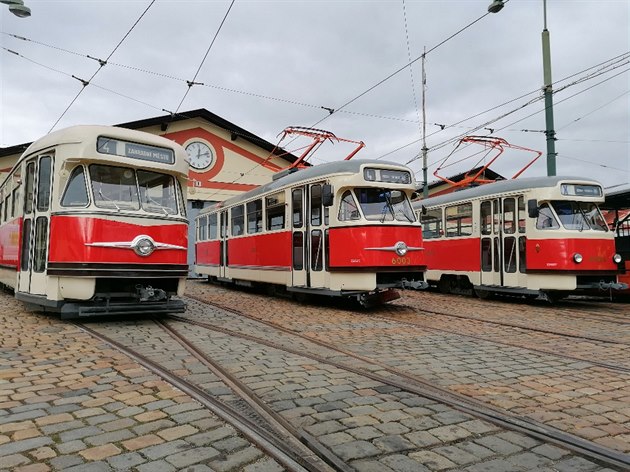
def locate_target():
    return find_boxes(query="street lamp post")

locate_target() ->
[488,0,557,176]
[1,0,30,17]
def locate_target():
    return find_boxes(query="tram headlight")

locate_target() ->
[613,253,622,264]
[395,241,408,256]
[573,253,583,264]
[133,237,156,256]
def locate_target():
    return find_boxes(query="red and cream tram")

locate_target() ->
[0,125,189,317]
[195,160,428,307]
[414,176,626,301]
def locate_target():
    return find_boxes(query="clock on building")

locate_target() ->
[185,141,214,170]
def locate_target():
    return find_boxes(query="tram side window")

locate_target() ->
[338,191,360,221]
[247,199,263,234]
[536,203,559,230]
[481,201,492,235]
[3,195,9,222]
[11,188,18,218]
[445,203,472,237]
[198,216,207,241]
[311,229,323,271]
[519,236,526,273]
[21,219,31,271]
[504,237,517,273]
[231,205,244,236]
[61,166,89,207]
[421,208,443,239]
[208,213,218,240]
[503,198,516,234]
[311,184,322,226]
[292,189,303,228]
[518,197,526,233]
[266,192,285,231]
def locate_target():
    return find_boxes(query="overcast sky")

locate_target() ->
[1,0,628,189]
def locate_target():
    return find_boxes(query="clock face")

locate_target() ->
[185,141,214,170]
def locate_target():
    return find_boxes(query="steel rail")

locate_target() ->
[376,310,630,373]
[74,322,331,472]
[181,296,630,470]
[157,319,351,472]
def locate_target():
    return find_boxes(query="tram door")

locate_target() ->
[480,196,526,288]
[17,155,53,296]
[291,183,326,289]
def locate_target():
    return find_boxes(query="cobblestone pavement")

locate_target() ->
[187,281,630,458]
[0,293,283,472]
[1,282,628,471]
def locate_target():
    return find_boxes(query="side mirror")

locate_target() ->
[527,199,539,218]
[421,205,428,216]
[322,184,334,207]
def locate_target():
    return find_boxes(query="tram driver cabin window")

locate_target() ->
[445,203,473,237]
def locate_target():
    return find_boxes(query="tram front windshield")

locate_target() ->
[90,165,178,215]
[550,200,608,231]
[354,188,415,222]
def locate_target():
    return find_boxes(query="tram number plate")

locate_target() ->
[391,257,411,265]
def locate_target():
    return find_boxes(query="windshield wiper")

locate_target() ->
[98,187,120,211]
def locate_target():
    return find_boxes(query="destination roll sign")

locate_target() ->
[97,137,174,164]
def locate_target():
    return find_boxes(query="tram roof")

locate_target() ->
[601,184,630,210]
[414,176,600,209]
[207,159,410,210]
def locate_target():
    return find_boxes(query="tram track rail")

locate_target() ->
[401,294,630,346]
[181,295,630,470]
[74,320,341,472]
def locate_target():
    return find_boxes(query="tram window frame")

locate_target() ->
[421,208,443,239]
[3,195,9,222]
[247,199,263,234]
[518,196,526,233]
[311,229,323,271]
[24,162,35,214]
[33,216,48,273]
[481,201,492,235]
[231,205,244,237]
[445,203,472,237]
[266,192,285,231]
[61,166,89,208]
[504,237,517,273]
[208,213,218,240]
[338,190,360,221]
[198,216,207,241]
[36,156,52,212]
[536,203,560,230]
[292,189,303,228]
[311,184,322,226]
[21,219,31,271]
[503,198,516,234]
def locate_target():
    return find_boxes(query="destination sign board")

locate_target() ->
[97,137,174,164]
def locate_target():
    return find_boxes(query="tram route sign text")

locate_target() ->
[97,137,174,164]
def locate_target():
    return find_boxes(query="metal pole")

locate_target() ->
[542,0,557,176]
[421,48,429,198]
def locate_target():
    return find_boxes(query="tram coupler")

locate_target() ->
[136,284,167,302]
[597,281,629,291]
[399,278,429,290]
[358,289,400,308]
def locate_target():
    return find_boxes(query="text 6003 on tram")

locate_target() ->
[195,160,427,307]
[0,125,189,317]
[414,176,625,301]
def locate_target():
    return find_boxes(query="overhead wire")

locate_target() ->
[173,0,235,114]
[47,0,156,133]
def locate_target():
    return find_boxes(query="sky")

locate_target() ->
[1,0,629,190]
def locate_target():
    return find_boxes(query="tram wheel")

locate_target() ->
[438,277,452,294]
